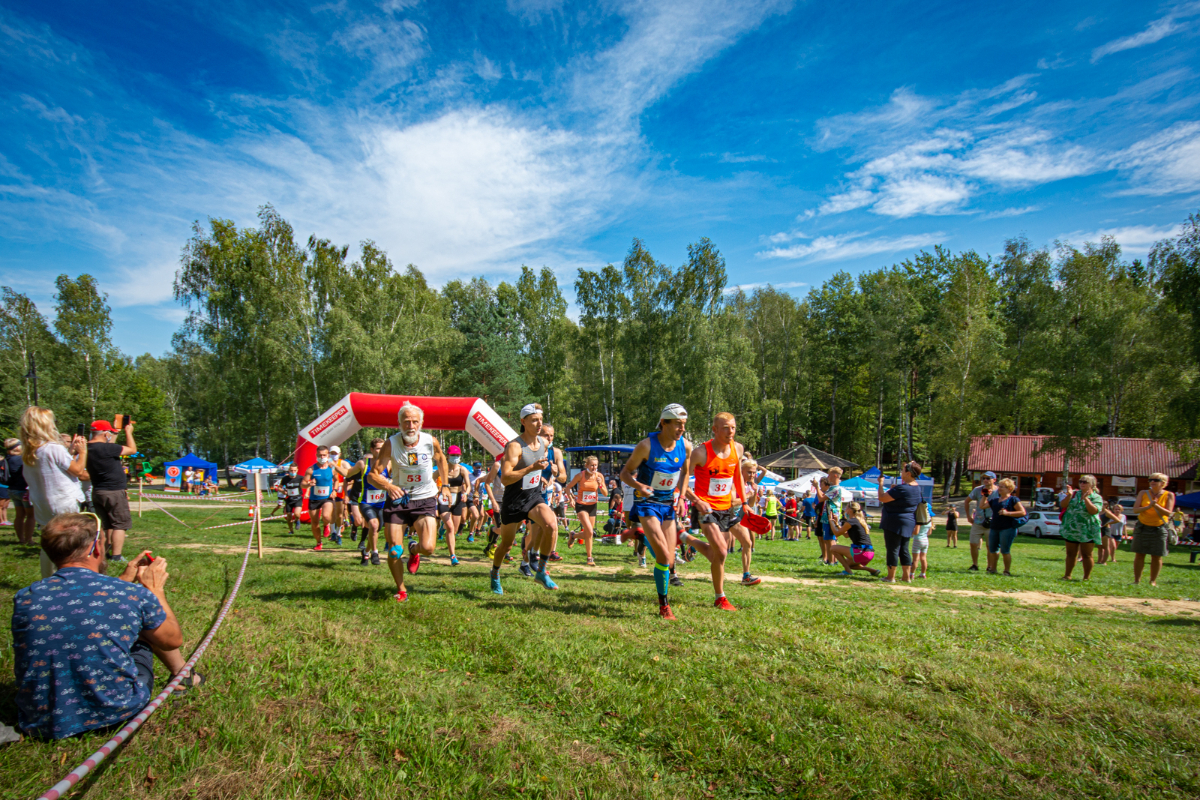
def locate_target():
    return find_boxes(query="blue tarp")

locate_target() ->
[565,445,636,454]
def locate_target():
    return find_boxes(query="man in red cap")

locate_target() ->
[87,418,137,563]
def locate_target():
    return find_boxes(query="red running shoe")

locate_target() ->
[407,549,421,574]
[312,543,323,551]
[714,596,737,611]
[323,524,331,538]
[659,604,677,620]
[393,590,408,603]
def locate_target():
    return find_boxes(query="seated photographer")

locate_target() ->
[11,512,202,740]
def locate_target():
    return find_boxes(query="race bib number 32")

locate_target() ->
[708,476,732,497]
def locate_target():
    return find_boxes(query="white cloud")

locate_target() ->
[757,231,943,261]
[980,205,1041,219]
[1091,16,1182,63]
[1115,121,1200,195]
[873,175,970,217]
[1059,224,1182,253]
[722,280,807,294]
[571,0,793,122]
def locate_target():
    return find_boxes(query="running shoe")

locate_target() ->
[586,558,597,567]
[714,596,737,611]
[467,534,474,543]
[519,563,534,578]
[968,565,980,572]
[358,539,367,553]
[659,604,677,621]
[371,551,381,566]
[491,577,504,595]
[669,574,684,588]
[350,528,357,542]
[638,556,647,568]
[483,543,496,558]
[567,533,576,549]
[535,571,559,590]
[393,590,408,603]
[741,574,763,586]
[450,555,459,566]
[407,548,420,574]
[323,525,331,538]
[867,568,880,577]
[838,570,852,577]
[359,552,369,566]
[313,543,323,552]
[504,553,513,563]
[549,551,563,562]
[332,532,343,545]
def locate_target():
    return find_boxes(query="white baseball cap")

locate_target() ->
[660,403,688,420]
[329,445,341,455]
[520,403,541,418]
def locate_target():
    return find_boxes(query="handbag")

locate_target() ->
[915,501,931,525]
[1008,496,1028,528]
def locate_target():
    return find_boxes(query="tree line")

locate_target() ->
[2,205,1197,491]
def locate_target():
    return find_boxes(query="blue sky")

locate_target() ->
[2,0,1199,355]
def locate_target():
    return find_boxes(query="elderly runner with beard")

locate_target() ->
[368,403,451,603]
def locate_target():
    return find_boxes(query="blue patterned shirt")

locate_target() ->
[12,567,167,739]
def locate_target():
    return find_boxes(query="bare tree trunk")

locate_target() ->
[829,377,837,453]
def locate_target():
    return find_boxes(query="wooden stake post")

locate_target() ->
[254,471,265,559]
[138,475,143,518]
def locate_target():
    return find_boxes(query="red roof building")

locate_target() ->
[967,435,1198,499]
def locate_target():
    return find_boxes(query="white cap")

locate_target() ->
[329,445,341,454]
[660,403,688,421]
[520,403,541,418]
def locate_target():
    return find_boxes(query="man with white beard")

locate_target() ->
[368,403,451,603]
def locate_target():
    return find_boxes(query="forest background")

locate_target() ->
[2,205,1198,494]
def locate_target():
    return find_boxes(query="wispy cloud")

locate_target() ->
[723,280,807,294]
[1114,121,1200,196]
[757,231,943,261]
[980,205,1041,219]
[1058,223,1182,253]
[1091,15,1182,63]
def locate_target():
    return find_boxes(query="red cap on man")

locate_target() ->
[91,420,115,432]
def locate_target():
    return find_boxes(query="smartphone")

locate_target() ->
[122,414,131,428]
[76,423,86,437]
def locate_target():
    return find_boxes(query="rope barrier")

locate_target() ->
[139,492,253,504]
[35,522,257,800]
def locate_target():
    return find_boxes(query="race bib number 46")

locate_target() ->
[650,471,680,492]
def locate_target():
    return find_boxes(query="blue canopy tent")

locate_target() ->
[1176,491,1200,510]
[233,457,280,475]
[163,454,218,492]
[861,466,886,480]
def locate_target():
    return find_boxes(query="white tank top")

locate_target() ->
[388,431,438,501]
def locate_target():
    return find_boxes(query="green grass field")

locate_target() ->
[1,500,1199,800]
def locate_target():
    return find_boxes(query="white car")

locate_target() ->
[1018,511,1062,538]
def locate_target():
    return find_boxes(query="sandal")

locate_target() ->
[171,671,206,697]
[586,558,596,566]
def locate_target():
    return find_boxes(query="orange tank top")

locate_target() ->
[576,473,601,505]
[693,440,740,510]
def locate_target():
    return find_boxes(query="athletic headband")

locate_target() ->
[520,403,540,418]
[660,403,688,420]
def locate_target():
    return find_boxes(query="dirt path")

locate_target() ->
[163,544,1198,617]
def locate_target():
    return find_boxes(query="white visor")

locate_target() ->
[660,403,688,421]
[520,403,541,418]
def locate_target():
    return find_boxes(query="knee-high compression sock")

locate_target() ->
[530,552,541,571]
[654,562,670,607]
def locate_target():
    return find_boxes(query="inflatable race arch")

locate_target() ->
[293,393,518,477]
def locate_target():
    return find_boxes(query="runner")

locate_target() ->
[368,403,452,602]
[488,404,561,594]
[338,440,383,564]
[800,490,817,539]
[279,463,303,534]
[330,445,351,540]
[680,412,748,610]
[438,445,469,566]
[466,461,483,542]
[565,455,608,566]
[301,446,339,550]
[521,423,566,577]
[480,454,505,559]
[726,458,764,586]
[268,474,288,518]
[619,403,692,620]
[350,438,387,566]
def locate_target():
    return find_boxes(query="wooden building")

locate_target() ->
[966,435,1199,500]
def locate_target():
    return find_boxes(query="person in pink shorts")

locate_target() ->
[831,502,881,578]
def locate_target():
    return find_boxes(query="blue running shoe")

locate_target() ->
[332,533,343,545]
[450,555,459,566]
[535,571,559,590]
[491,577,504,594]
[839,570,853,577]
[467,535,474,543]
